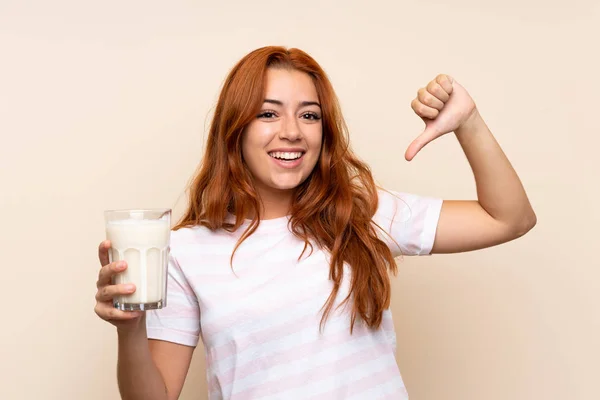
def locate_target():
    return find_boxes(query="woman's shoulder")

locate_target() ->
[375,187,419,210]
[170,224,215,246]
[374,187,443,221]
[376,187,441,204]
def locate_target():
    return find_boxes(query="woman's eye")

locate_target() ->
[302,112,321,120]
[258,111,276,119]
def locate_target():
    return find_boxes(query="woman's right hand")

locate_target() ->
[94,240,144,331]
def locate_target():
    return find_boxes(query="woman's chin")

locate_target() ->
[263,179,303,192]
[269,183,299,191]
[265,175,308,191]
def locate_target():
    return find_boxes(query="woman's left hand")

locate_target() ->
[405,74,478,161]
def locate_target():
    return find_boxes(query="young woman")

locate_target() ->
[94,46,536,400]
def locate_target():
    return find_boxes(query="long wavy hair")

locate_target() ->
[174,46,397,333]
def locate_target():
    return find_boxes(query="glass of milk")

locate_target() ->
[104,209,171,311]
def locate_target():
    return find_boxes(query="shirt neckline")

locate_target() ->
[226,213,291,234]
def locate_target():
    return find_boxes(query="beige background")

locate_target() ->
[1,1,598,399]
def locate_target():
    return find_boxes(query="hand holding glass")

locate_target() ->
[104,209,171,311]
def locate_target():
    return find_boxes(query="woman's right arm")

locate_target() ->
[95,241,194,400]
[117,316,194,400]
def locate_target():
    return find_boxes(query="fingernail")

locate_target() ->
[117,262,125,269]
[124,284,135,292]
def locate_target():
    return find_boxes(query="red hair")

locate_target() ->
[174,46,397,333]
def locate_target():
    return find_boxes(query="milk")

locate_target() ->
[106,216,170,310]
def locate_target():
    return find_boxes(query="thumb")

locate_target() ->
[404,129,434,161]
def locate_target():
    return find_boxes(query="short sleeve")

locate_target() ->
[372,189,443,257]
[146,245,201,347]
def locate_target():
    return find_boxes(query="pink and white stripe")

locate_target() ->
[146,189,442,399]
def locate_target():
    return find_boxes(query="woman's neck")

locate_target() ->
[254,185,293,220]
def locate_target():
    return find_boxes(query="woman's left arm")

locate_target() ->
[405,74,537,254]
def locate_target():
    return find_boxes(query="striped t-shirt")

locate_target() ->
[146,189,443,399]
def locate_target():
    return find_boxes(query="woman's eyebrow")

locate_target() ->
[263,99,321,108]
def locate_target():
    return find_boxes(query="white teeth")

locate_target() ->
[269,151,303,160]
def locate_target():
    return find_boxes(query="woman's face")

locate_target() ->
[242,68,323,196]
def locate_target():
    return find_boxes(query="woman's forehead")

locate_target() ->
[263,68,319,104]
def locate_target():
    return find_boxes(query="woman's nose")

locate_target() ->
[279,116,301,141]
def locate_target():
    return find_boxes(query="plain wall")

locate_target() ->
[1,1,598,399]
